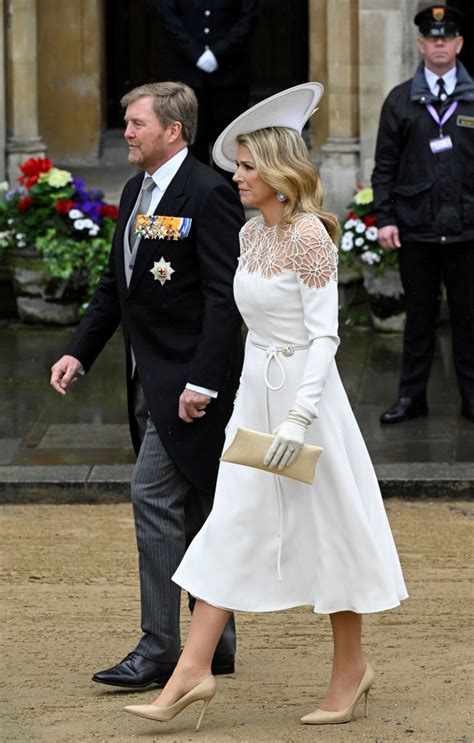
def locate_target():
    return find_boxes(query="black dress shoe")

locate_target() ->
[461,399,474,422]
[92,651,235,689]
[211,653,235,675]
[380,397,428,424]
[92,653,175,688]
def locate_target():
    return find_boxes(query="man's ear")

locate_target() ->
[416,35,426,58]
[168,121,183,143]
[455,35,464,56]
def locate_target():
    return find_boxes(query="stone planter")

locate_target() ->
[8,249,82,325]
[362,264,406,332]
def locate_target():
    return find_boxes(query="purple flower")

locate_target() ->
[6,186,26,200]
[78,198,102,224]
[87,188,103,199]
[73,177,86,194]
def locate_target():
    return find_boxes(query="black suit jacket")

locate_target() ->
[66,153,245,493]
[156,0,259,88]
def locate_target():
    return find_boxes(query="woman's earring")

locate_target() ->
[276,192,287,202]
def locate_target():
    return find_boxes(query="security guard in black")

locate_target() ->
[372,4,474,423]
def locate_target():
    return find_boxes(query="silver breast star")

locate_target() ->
[150,257,175,285]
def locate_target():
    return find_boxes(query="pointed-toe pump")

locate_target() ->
[301,663,375,725]
[124,674,217,732]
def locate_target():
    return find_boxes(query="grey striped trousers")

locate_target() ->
[131,378,236,661]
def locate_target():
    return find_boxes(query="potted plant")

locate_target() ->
[339,186,405,332]
[0,158,118,324]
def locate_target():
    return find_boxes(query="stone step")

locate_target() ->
[0,463,472,503]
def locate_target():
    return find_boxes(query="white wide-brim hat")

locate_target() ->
[212,82,324,173]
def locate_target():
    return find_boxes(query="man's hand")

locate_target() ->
[378,225,401,250]
[179,389,211,423]
[50,355,83,396]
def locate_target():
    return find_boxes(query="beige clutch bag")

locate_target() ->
[220,427,323,485]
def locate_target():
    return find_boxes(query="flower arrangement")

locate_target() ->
[339,186,397,271]
[0,158,118,309]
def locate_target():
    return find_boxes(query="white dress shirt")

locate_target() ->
[424,65,457,97]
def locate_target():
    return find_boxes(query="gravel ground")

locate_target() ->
[1,499,472,743]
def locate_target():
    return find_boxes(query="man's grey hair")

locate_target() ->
[121,81,198,144]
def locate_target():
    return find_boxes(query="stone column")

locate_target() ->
[37,0,105,164]
[319,0,360,217]
[358,0,419,184]
[5,0,47,185]
[308,0,329,160]
[0,0,6,181]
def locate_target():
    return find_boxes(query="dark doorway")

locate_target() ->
[449,0,474,75]
[105,1,309,128]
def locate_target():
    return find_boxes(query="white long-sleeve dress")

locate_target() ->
[173,213,408,614]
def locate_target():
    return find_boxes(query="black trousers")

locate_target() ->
[397,240,474,404]
[191,85,249,183]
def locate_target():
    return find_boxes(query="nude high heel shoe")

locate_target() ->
[301,663,375,725]
[124,675,216,732]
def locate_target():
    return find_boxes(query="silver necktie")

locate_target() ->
[129,176,155,252]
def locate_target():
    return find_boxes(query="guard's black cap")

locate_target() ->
[414,4,463,37]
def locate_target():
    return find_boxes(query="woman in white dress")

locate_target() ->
[125,84,408,731]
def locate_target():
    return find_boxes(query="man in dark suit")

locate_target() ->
[50,81,244,687]
[156,0,259,177]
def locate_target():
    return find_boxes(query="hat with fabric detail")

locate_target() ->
[414,4,463,37]
[212,82,324,173]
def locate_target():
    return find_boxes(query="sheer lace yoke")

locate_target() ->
[238,213,338,289]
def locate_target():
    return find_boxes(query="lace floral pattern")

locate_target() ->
[239,213,338,289]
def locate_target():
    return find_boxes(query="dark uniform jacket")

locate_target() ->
[372,61,474,244]
[66,153,245,494]
[156,0,259,88]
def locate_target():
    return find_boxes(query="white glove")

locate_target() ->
[196,49,218,73]
[263,405,314,471]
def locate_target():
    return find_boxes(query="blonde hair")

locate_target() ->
[121,82,197,144]
[236,127,339,242]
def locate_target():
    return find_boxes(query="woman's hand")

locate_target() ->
[263,406,314,470]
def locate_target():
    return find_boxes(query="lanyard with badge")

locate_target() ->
[426,101,458,154]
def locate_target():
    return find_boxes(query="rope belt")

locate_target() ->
[250,340,310,580]
[250,342,310,390]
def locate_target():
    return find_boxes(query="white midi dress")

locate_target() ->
[173,213,408,614]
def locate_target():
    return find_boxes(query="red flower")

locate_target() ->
[17,195,33,212]
[347,211,356,219]
[363,215,376,227]
[55,199,75,214]
[99,204,119,221]
[18,157,53,188]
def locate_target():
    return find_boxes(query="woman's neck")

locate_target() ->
[259,200,285,227]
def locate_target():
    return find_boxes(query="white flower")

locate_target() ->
[361,250,381,265]
[341,233,354,252]
[69,209,83,219]
[82,218,94,229]
[18,241,26,247]
[88,225,100,236]
[15,233,25,240]
[7,218,14,225]
[355,237,365,247]
[0,180,9,192]
[343,219,356,229]
[355,220,366,234]
[74,219,87,231]
[366,226,378,241]
[41,167,72,188]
